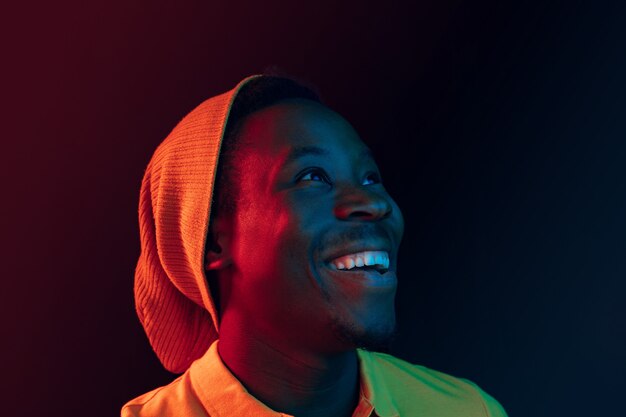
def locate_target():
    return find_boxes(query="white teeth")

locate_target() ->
[331,251,390,272]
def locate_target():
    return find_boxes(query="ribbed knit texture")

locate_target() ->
[135,75,261,374]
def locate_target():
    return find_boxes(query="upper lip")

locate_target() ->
[323,240,393,264]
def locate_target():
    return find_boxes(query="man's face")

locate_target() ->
[220,98,404,353]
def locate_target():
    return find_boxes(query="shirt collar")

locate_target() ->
[189,340,398,417]
[189,340,285,417]
[356,349,400,417]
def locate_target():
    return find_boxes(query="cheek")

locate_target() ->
[233,193,308,280]
[232,205,326,329]
[234,210,283,272]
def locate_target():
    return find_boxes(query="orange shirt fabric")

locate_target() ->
[122,340,507,417]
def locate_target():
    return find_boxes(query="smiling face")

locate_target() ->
[213,98,404,353]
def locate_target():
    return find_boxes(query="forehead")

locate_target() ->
[234,98,370,157]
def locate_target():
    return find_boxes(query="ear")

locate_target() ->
[205,214,233,271]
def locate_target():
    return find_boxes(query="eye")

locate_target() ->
[296,168,331,185]
[362,172,381,185]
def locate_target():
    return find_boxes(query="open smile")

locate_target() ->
[330,250,390,273]
[324,250,396,289]
[324,266,397,289]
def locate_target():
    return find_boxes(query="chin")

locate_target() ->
[331,314,398,353]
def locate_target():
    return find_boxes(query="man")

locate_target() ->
[122,75,508,416]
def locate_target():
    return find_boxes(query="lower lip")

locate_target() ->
[324,266,397,290]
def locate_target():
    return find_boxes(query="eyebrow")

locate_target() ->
[284,145,330,165]
[283,145,375,165]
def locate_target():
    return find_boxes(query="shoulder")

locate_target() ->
[358,350,508,417]
[121,373,209,417]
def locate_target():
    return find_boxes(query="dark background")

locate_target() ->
[2,1,625,416]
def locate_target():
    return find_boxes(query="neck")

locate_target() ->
[216,313,360,417]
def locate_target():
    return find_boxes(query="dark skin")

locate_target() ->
[206,99,404,417]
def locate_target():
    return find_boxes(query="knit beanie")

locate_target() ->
[134,75,261,374]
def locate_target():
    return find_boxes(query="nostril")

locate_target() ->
[350,210,374,219]
[335,199,392,221]
[334,186,394,221]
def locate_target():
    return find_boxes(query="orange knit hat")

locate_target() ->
[134,75,261,374]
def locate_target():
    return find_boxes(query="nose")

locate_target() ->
[334,187,393,221]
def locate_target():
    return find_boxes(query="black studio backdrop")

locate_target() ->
[1,2,624,416]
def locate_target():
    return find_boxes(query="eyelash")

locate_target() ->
[363,172,381,185]
[296,168,331,184]
[296,168,381,186]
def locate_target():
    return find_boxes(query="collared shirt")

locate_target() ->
[122,340,507,417]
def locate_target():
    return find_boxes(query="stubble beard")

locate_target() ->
[327,304,398,353]
[316,268,398,352]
